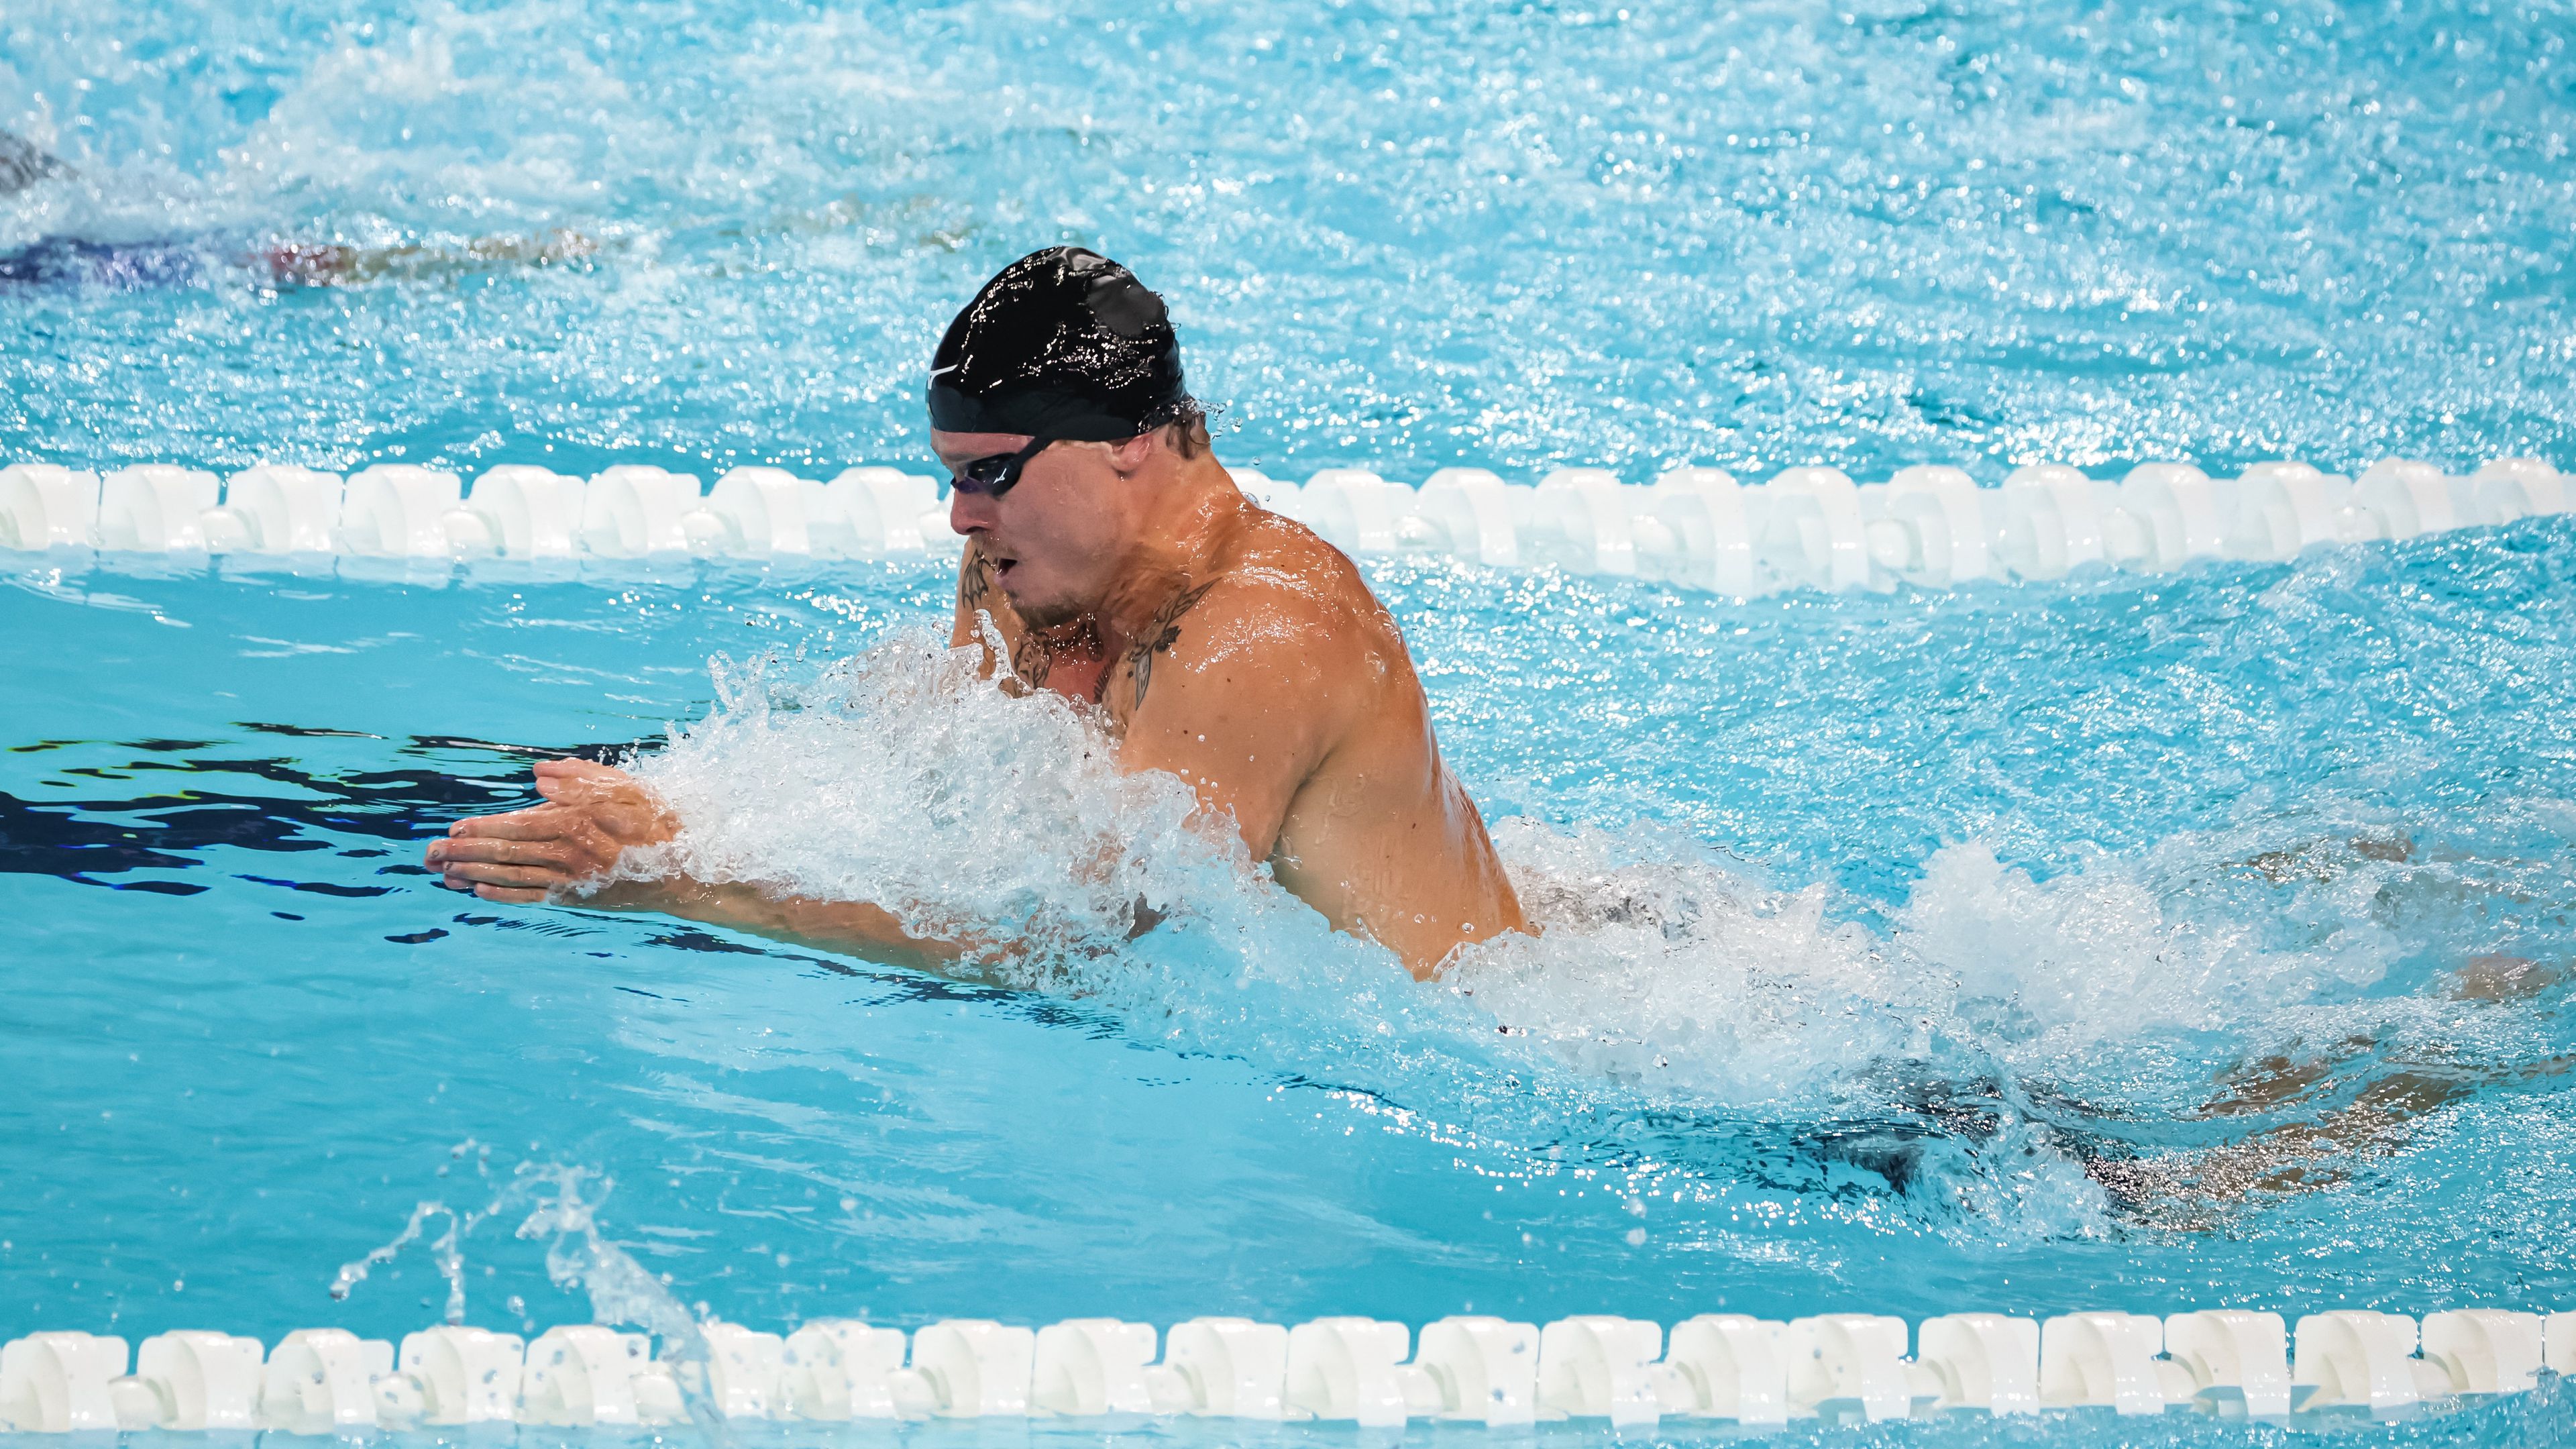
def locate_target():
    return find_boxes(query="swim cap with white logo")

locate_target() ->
[926,247,1191,441]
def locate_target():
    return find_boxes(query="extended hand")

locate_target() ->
[424,758,680,904]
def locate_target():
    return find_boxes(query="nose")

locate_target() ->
[949,487,994,537]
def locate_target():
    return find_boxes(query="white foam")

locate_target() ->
[613,629,1309,1006]
[1448,821,1921,1105]
[574,625,2562,1241]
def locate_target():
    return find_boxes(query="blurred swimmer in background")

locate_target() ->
[0,127,596,288]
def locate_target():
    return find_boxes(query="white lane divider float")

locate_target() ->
[6,1305,2572,1432]
[1639,466,1758,594]
[0,454,2566,598]
[780,1319,908,1419]
[1299,469,1415,559]
[2116,462,2229,570]
[97,465,221,553]
[377,1324,525,1426]
[1869,465,1993,588]
[582,464,707,558]
[1998,464,2109,581]
[1281,1316,1420,1426]
[515,1324,685,1427]
[1145,1316,1291,1418]
[1413,468,1522,568]
[461,464,586,560]
[255,1328,392,1435]
[1532,468,1642,578]
[1030,1318,1158,1416]
[210,464,345,556]
[129,1331,266,1430]
[0,464,102,551]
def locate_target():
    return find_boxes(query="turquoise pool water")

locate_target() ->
[6,0,2576,1443]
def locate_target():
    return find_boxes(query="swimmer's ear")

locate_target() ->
[1105,431,1159,473]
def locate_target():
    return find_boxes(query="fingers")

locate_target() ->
[529,769,680,845]
[449,804,587,841]
[431,849,576,904]
[535,773,664,826]
[533,758,635,802]
[429,836,585,869]
[439,859,571,891]
[427,758,672,908]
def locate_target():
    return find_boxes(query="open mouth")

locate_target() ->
[994,555,1020,584]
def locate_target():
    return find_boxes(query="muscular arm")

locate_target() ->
[426,759,983,975]
[586,874,973,974]
[1108,574,1348,864]
[1105,558,1522,977]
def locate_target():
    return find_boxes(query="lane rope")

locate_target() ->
[1,455,2565,592]
[2,1307,2563,1430]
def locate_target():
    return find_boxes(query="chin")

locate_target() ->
[1006,587,1085,631]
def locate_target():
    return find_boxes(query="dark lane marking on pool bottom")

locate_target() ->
[384,928,449,944]
[0,733,622,890]
[0,794,203,873]
[235,874,396,897]
[237,722,386,740]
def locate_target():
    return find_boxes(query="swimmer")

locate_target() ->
[0,129,66,197]
[427,246,1527,979]
[0,127,596,290]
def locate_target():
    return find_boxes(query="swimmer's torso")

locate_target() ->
[949,484,1524,975]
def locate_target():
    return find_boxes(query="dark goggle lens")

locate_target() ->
[950,437,1051,498]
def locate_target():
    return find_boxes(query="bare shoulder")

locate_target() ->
[1104,507,1395,722]
[1191,508,1401,662]
[1219,504,1396,628]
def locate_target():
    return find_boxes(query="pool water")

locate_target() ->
[6,0,2576,1444]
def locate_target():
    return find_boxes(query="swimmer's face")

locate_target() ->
[936,429,1156,629]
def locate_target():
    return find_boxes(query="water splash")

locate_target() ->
[612,632,1247,1001]
[596,626,2576,1242]
[331,1145,701,1358]
[328,1138,495,1322]
[511,1165,704,1359]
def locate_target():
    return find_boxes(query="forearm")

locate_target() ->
[578,876,975,975]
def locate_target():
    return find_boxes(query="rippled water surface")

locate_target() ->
[5,1,2576,1444]
[4,0,2575,480]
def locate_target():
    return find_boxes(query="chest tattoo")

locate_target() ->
[1013,619,1100,695]
[1108,580,1221,714]
[1010,630,1056,690]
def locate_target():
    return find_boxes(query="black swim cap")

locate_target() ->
[926,247,1191,441]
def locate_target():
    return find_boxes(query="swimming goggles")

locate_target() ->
[947,436,1054,498]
